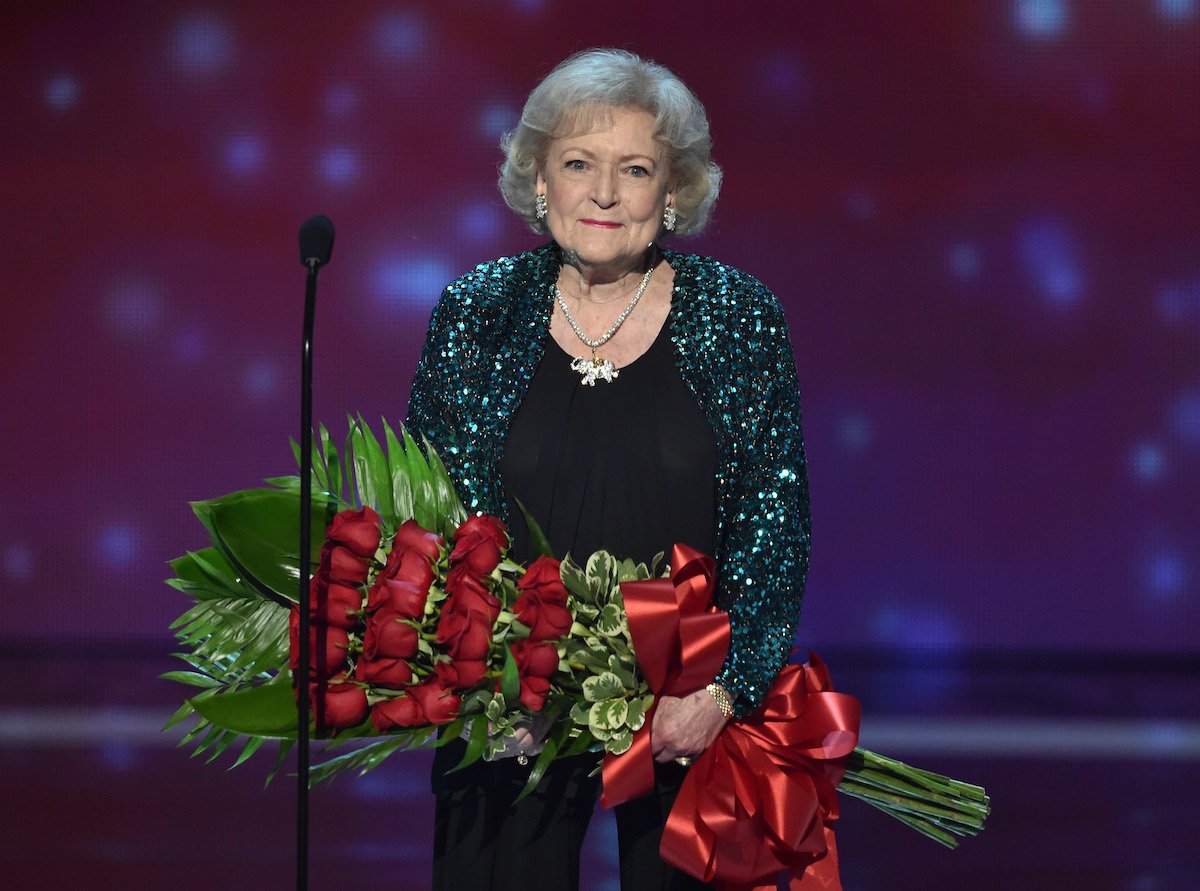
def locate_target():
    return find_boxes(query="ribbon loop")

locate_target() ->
[600,543,861,890]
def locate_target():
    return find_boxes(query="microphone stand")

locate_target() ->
[297,256,319,891]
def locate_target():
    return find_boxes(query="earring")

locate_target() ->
[663,205,677,231]
[535,194,548,220]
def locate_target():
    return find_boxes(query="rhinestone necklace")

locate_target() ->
[555,262,655,386]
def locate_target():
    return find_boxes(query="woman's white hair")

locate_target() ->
[499,48,722,236]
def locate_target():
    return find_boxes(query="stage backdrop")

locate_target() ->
[3,1,1197,658]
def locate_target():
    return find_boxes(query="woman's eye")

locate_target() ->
[627,165,650,177]
[565,159,587,171]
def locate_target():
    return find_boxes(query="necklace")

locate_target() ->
[555,261,655,386]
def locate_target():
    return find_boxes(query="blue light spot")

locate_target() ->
[1144,551,1184,599]
[844,187,876,220]
[510,0,547,12]
[44,73,79,110]
[244,360,279,399]
[372,11,427,59]
[458,201,504,243]
[1018,216,1083,307]
[873,605,963,648]
[1130,442,1167,482]
[319,147,360,185]
[172,326,209,363]
[1158,0,1196,21]
[100,742,141,773]
[3,544,33,579]
[947,241,981,281]
[170,12,235,77]
[224,134,264,174]
[838,413,872,452]
[1169,389,1200,445]
[479,103,519,141]
[372,254,452,311]
[106,278,164,337]
[324,83,359,117]
[1155,276,1200,323]
[761,55,806,97]
[1014,0,1070,38]
[97,523,140,569]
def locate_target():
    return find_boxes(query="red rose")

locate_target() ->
[435,606,493,661]
[355,655,413,688]
[311,580,363,629]
[443,659,489,689]
[510,640,559,679]
[367,576,429,618]
[408,676,461,724]
[289,608,352,675]
[449,514,508,576]
[313,676,369,730]
[518,675,551,712]
[453,514,508,550]
[363,607,419,660]
[381,545,436,592]
[325,544,371,585]
[392,519,445,563]
[326,507,382,559]
[371,693,425,731]
[444,563,501,623]
[513,556,571,641]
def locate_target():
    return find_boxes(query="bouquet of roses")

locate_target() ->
[165,418,989,887]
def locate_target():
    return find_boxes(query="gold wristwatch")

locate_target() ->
[705,682,735,718]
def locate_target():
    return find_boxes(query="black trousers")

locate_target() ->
[431,739,710,891]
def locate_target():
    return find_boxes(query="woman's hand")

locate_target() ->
[480,713,553,761]
[650,688,728,762]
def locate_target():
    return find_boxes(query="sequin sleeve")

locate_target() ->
[677,263,811,718]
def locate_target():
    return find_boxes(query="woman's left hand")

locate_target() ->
[650,688,728,762]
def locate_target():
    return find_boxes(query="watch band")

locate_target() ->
[705,682,735,718]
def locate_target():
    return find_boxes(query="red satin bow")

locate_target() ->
[660,656,860,891]
[602,544,730,807]
[604,543,861,891]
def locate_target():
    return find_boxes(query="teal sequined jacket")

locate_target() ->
[406,243,811,716]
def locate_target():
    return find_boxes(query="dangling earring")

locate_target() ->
[663,205,677,232]
[535,193,548,220]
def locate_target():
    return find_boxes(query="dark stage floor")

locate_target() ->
[2,646,1197,891]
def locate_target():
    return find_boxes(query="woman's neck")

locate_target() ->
[558,247,656,304]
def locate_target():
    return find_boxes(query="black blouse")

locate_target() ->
[500,319,717,569]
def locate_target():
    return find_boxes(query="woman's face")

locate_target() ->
[537,106,673,277]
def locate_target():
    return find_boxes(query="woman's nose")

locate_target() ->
[590,167,618,207]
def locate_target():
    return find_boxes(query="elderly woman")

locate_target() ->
[407,49,810,891]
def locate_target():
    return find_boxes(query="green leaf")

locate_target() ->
[595,604,626,638]
[513,497,555,559]
[350,414,394,518]
[582,671,624,703]
[193,488,327,603]
[320,423,344,503]
[452,715,489,771]
[559,555,591,601]
[189,673,297,737]
[383,420,416,523]
[606,728,634,755]
[588,698,628,732]
[515,734,560,802]
[500,647,520,704]
[160,670,220,689]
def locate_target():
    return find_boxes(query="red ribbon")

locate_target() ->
[604,543,861,891]
[660,656,860,891]
[602,544,730,808]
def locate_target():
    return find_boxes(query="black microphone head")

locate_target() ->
[299,215,335,268]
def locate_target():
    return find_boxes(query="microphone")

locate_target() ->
[296,212,334,891]
[299,214,335,268]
